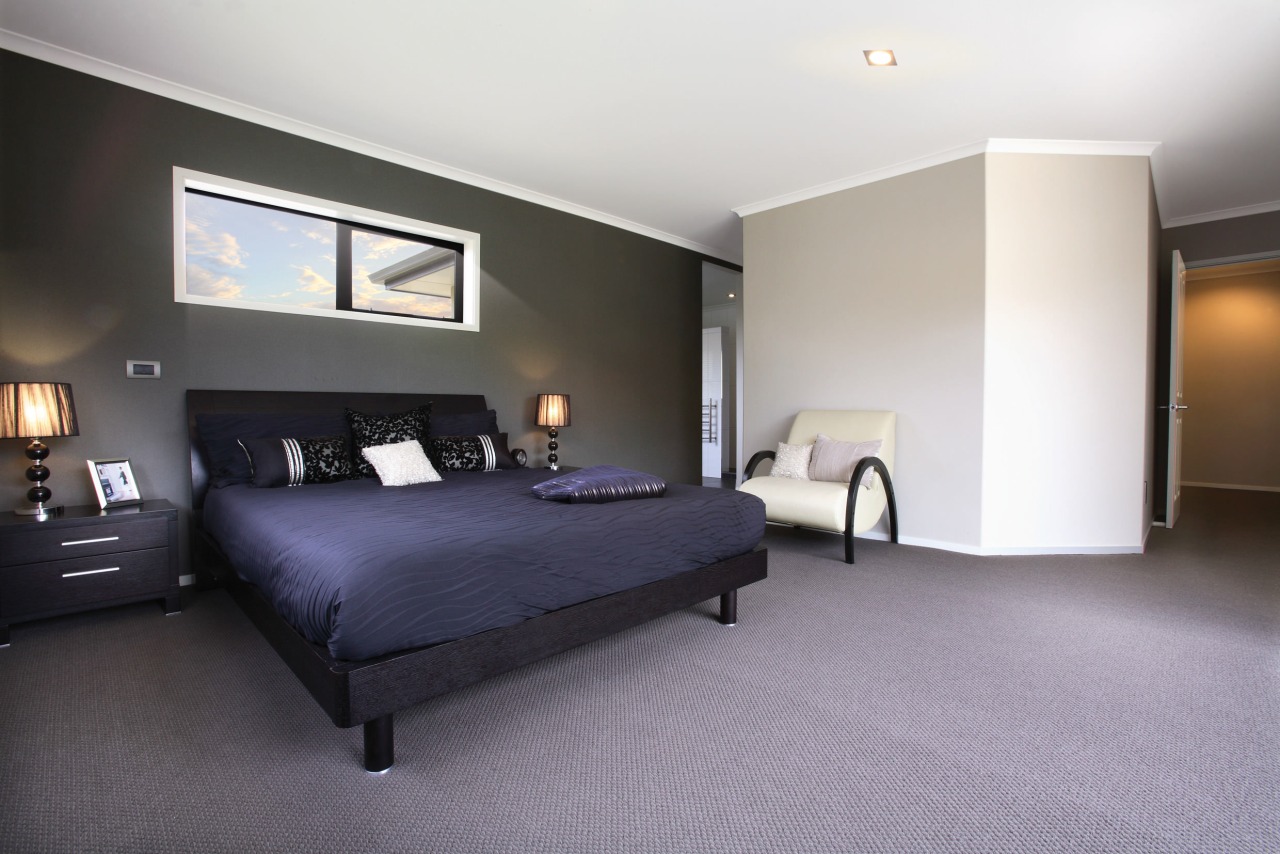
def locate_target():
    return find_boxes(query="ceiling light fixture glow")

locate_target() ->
[864,49,897,67]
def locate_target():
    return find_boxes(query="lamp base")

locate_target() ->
[15,503,61,518]
[546,426,560,470]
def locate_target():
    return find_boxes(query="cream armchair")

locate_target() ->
[739,410,899,563]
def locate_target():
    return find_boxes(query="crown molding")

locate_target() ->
[984,138,1160,157]
[13,30,1275,256]
[1184,253,1280,276]
[1163,199,1280,229]
[732,140,988,218]
[0,30,734,262]
[733,138,1161,218]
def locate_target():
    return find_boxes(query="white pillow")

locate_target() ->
[770,442,812,479]
[809,434,882,489]
[361,440,442,486]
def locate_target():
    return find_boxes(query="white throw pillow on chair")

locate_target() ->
[770,442,812,479]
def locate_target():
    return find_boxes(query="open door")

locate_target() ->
[1165,250,1189,527]
[701,327,724,479]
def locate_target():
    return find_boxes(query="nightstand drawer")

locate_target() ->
[0,547,170,617]
[0,517,169,567]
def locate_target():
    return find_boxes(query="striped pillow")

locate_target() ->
[531,465,666,504]
[427,433,518,472]
[237,436,352,488]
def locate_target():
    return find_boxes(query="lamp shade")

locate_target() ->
[0,382,80,439]
[535,393,571,428]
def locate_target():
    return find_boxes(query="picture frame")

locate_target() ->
[87,458,143,509]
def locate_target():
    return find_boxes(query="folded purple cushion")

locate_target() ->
[531,465,666,504]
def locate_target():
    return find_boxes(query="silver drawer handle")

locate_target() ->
[61,536,120,547]
[62,567,121,578]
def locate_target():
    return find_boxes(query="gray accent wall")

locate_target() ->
[1162,210,1280,265]
[0,51,705,563]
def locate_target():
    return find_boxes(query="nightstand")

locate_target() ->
[0,499,180,646]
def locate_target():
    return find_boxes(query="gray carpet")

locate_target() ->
[1,487,1276,853]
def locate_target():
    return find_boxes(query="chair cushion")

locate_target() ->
[740,472,888,534]
[740,477,850,531]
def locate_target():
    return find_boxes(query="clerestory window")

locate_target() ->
[173,168,480,331]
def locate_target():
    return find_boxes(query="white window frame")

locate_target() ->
[173,166,480,332]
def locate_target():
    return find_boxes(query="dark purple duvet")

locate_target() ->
[202,469,765,661]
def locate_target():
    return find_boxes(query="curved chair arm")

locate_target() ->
[743,450,775,480]
[844,456,899,564]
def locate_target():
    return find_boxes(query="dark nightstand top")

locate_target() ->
[0,499,177,530]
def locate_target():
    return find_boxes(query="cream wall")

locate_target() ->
[743,156,988,549]
[982,154,1155,551]
[742,151,1155,554]
[1182,267,1280,490]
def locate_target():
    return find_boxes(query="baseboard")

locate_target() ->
[768,524,1146,557]
[895,534,1144,557]
[1182,481,1280,493]
[979,544,1145,556]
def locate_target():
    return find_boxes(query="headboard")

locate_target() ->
[186,389,489,513]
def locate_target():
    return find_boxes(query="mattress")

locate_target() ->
[202,468,765,660]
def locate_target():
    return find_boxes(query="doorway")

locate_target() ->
[1160,252,1280,521]
[702,262,742,487]
[701,327,723,479]
[1180,257,1280,492]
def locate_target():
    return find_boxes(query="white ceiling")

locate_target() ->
[4,0,1279,264]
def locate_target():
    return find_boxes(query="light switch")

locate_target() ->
[126,360,161,379]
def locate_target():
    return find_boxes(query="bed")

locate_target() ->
[187,389,768,772]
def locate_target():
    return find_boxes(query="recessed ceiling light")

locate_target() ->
[728,292,736,299]
[863,49,897,67]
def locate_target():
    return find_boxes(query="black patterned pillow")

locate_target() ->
[427,433,518,472]
[346,405,431,478]
[237,437,352,488]
[531,465,666,504]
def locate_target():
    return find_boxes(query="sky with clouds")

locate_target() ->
[185,193,453,318]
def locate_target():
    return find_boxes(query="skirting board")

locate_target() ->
[1182,481,1280,494]
[902,537,1145,557]
[766,523,1145,557]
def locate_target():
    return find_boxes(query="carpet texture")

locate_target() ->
[1,487,1276,853]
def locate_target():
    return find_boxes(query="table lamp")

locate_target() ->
[535,393,570,470]
[0,382,80,517]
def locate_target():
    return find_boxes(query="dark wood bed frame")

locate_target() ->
[186,389,768,773]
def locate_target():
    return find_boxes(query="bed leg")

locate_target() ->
[719,590,737,626]
[363,715,394,774]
